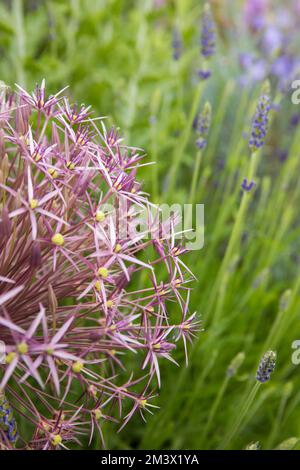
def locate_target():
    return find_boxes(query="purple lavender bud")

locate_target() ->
[195,101,211,149]
[197,69,212,80]
[256,350,276,383]
[278,149,288,163]
[249,95,271,152]
[241,177,256,192]
[271,55,296,82]
[200,3,216,58]
[196,137,207,149]
[262,26,283,55]
[172,28,182,61]
[0,392,18,446]
[290,113,300,127]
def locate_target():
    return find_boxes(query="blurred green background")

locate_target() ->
[2,0,300,450]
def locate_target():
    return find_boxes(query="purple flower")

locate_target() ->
[249,94,271,152]
[261,26,283,55]
[256,350,276,383]
[241,178,256,192]
[244,0,269,33]
[239,54,268,83]
[195,101,212,150]
[271,55,296,82]
[172,28,182,61]
[290,113,300,127]
[197,69,212,81]
[200,3,216,58]
[0,392,18,446]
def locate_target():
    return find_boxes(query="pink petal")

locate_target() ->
[51,316,74,345]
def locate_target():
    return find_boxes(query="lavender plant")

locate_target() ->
[198,3,216,80]
[221,350,277,449]
[0,82,199,449]
[240,0,300,90]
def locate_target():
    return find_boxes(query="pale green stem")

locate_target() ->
[201,375,230,446]
[220,381,261,449]
[266,392,289,449]
[206,150,259,325]
[189,149,202,205]
[260,271,300,358]
[150,88,162,201]
[168,82,203,198]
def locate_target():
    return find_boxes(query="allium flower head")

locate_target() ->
[249,94,271,152]
[256,350,276,383]
[226,352,245,378]
[0,81,195,449]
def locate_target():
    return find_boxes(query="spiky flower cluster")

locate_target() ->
[0,81,199,449]
[249,94,271,152]
[256,350,276,383]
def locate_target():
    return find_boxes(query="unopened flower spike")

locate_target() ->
[249,94,271,152]
[172,28,182,61]
[201,3,216,58]
[256,350,276,383]
[198,3,216,80]
[195,101,212,149]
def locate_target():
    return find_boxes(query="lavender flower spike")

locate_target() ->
[172,28,182,61]
[198,4,216,80]
[196,101,212,150]
[249,95,271,152]
[256,350,276,383]
[200,3,216,58]
[0,392,18,446]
